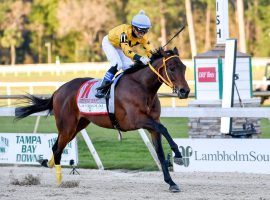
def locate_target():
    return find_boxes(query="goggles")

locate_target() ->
[134,26,149,34]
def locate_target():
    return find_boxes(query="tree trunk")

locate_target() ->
[204,3,211,51]
[246,1,256,55]
[158,0,166,48]
[160,12,167,48]
[75,41,78,62]
[38,33,42,63]
[254,0,259,46]
[237,0,247,53]
[185,0,197,57]
[10,45,16,65]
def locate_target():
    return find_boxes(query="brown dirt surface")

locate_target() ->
[0,166,270,200]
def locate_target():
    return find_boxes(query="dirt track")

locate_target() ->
[0,166,270,200]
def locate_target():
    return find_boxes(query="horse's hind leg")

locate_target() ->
[150,131,180,193]
[47,138,58,168]
[42,118,90,169]
[53,117,90,184]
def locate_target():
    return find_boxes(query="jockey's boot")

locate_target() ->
[95,79,111,98]
[95,65,118,98]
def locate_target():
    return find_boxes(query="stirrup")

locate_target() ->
[96,80,112,90]
[95,90,106,98]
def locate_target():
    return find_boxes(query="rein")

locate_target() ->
[148,55,179,88]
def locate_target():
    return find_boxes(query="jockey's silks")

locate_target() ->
[108,24,151,60]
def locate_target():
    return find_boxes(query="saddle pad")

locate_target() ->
[76,79,108,115]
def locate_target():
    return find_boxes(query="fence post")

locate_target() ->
[138,129,162,171]
[33,116,41,133]
[80,129,104,170]
[221,39,237,134]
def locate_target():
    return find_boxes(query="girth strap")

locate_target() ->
[105,96,123,141]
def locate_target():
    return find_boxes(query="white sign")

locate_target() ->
[216,0,229,44]
[173,139,270,174]
[195,58,220,100]
[0,133,78,166]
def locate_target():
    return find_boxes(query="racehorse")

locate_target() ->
[15,47,190,192]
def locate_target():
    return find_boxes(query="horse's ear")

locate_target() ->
[160,48,167,57]
[173,47,179,55]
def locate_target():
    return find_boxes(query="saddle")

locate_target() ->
[76,74,124,135]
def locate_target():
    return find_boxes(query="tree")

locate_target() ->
[159,1,167,48]
[200,0,215,51]
[28,0,58,63]
[57,0,117,61]
[125,0,186,52]
[1,28,23,65]
[0,0,268,64]
[185,0,197,57]
[236,0,246,53]
[0,0,31,65]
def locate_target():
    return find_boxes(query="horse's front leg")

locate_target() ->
[149,130,180,192]
[143,119,183,165]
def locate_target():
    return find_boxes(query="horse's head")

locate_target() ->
[150,47,190,99]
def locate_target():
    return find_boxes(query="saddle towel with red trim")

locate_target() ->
[76,75,123,116]
[76,79,108,115]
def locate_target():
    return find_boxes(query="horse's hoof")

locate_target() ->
[174,157,184,165]
[38,159,49,167]
[169,185,180,193]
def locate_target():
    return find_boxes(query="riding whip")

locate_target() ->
[162,24,186,48]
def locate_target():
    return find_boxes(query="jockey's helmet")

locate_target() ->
[131,10,151,34]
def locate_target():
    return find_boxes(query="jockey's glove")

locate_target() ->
[140,56,150,65]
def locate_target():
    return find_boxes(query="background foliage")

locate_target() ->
[0,0,269,64]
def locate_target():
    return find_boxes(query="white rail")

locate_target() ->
[2,107,270,118]
[161,107,270,118]
[0,62,109,76]
[0,82,65,90]
[0,60,193,76]
[0,82,65,105]
[0,58,269,75]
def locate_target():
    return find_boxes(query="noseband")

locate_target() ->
[148,55,179,88]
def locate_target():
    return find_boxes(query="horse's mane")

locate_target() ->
[124,48,175,75]
[123,62,147,74]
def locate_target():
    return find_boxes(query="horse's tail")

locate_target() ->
[15,94,53,120]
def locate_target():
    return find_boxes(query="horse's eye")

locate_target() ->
[170,67,175,72]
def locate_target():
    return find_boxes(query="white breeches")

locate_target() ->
[102,35,134,71]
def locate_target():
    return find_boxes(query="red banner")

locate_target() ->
[198,67,216,82]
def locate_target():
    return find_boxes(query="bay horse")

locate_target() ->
[15,47,190,192]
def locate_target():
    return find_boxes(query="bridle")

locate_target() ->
[148,55,179,88]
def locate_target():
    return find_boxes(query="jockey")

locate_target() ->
[95,10,152,98]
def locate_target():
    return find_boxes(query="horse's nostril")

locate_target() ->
[179,88,188,94]
[178,88,190,99]
[179,88,186,94]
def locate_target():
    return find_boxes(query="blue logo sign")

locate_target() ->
[0,136,9,154]
[179,146,193,167]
